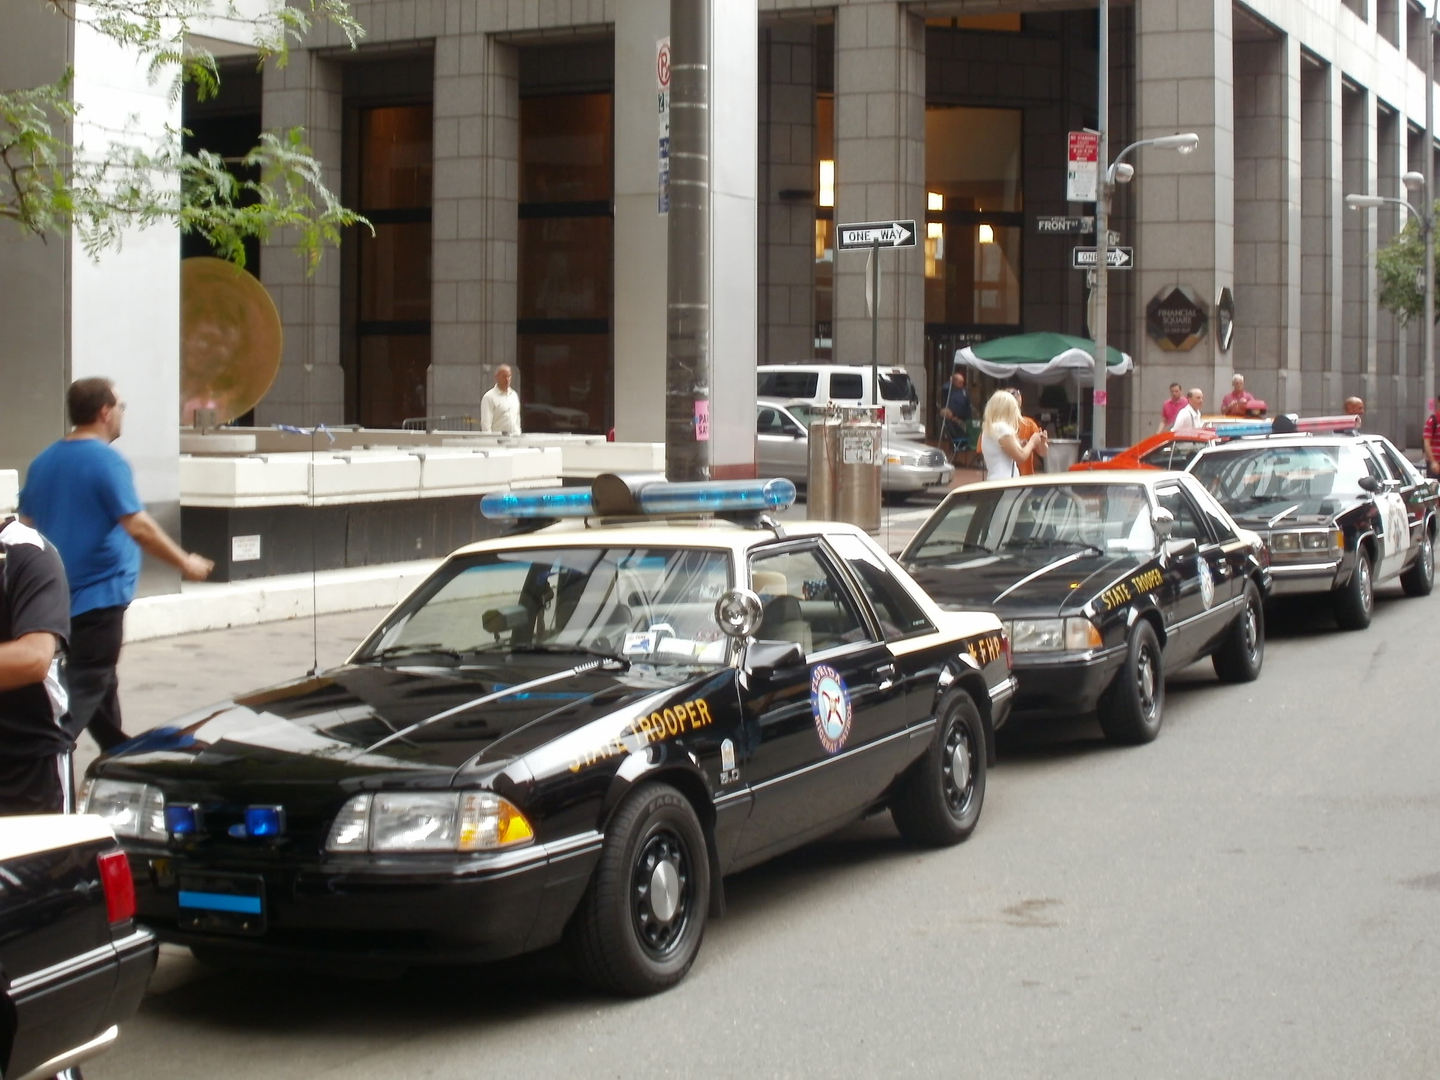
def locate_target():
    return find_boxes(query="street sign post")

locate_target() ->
[1072,246,1134,270]
[1035,216,1120,245]
[836,220,917,250]
[656,37,671,214]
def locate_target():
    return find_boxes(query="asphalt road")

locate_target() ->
[86,577,1439,1079]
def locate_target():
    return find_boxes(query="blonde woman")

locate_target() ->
[980,389,1047,480]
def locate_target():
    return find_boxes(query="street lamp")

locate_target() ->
[1089,127,1200,448]
[1344,168,1432,427]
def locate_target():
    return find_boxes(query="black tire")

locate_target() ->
[566,783,709,997]
[1212,580,1265,683]
[1333,548,1374,630]
[1097,620,1165,745]
[1401,528,1434,597]
[890,690,986,847]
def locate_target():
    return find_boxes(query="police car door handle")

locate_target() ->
[875,662,898,691]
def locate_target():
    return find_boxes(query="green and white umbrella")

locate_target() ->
[954,332,1133,386]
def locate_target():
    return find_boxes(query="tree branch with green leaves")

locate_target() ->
[1375,209,1440,325]
[2,0,369,271]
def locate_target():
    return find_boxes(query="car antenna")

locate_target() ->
[275,418,335,678]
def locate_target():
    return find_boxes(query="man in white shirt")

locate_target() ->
[480,365,522,434]
[1171,387,1205,432]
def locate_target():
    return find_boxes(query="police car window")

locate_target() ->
[907,483,1156,560]
[749,547,871,655]
[1190,443,1377,520]
[362,547,734,667]
[1182,479,1239,543]
[757,408,792,435]
[1141,439,1206,471]
[829,372,864,399]
[1154,487,1210,543]
[826,533,936,639]
[758,371,818,399]
[1379,440,1420,483]
[1364,443,1399,481]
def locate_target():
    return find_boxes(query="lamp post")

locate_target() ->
[1345,169,1431,427]
[1089,129,1199,448]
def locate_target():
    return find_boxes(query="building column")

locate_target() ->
[1133,0,1235,440]
[832,3,925,391]
[613,0,670,443]
[1375,105,1403,442]
[1233,32,1294,419]
[758,25,817,364]
[429,33,519,420]
[1299,59,1339,416]
[259,50,344,426]
[1341,83,1377,417]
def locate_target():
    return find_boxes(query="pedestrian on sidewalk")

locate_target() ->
[0,517,73,814]
[1423,405,1440,479]
[1172,388,1205,432]
[19,378,213,751]
[1221,374,1256,417]
[1344,397,1365,428]
[1157,382,1186,434]
[1006,388,1047,475]
[939,371,973,465]
[980,389,1047,481]
[481,364,522,434]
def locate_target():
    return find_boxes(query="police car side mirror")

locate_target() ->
[1152,507,1175,541]
[714,589,764,639]
[1358,475,1381,494]
[1163,537,1198,560]
[745,640,807,681]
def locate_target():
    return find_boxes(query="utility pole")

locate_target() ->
[1091,0,1111,449]
[665,0,711,481]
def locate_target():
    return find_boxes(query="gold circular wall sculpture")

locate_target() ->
[179,256,283,425]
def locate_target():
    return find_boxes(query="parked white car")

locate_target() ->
[757,398,951,498]
[756,363,925,439]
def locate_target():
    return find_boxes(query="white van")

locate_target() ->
[755,363,925,439]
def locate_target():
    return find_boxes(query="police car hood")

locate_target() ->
[98,657,701,779]
[905,546,1141,616]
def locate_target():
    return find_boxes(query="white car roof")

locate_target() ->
[449,515,876,559]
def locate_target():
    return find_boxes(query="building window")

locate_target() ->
[814,92,835,358]
[517,92,613,434]
[352,103,433,429]
[926,15,1023,32]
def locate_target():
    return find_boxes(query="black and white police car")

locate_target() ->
[83,476,1013,996]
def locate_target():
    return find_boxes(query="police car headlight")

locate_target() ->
[83,778,167,843]
[1270,531,1300,552]
[1006,618,1101,653]
[1300,530,1339,551]
[327,792,534,853]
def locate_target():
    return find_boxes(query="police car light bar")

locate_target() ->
[480,476,798,520]
[1212,420,1275,438]
[1211,414,1362,440]
[637,478,798,515]
[479,487,596,520]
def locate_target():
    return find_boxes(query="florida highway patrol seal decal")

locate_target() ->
[1198,558,1215,609]
[811,664,853,754]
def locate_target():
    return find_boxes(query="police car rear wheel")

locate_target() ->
[890,690,986,847]
[1400,530,1434,597]
[1333,550,1374,631]
[567,782,709,996]
[1212,580,1264,683]
[1097,620,1164,745]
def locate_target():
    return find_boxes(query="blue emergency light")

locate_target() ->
[479,487,596,519]
[480,475,797,520]
[637,478,797,515]
[164,804,200,836]
[1212,420,1275,437]
[244,805,286,838]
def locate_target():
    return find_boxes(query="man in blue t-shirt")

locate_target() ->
[20,378,213,749]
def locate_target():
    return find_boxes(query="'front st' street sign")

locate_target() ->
[836,220,917,250]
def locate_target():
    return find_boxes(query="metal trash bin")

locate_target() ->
[806,409,841,520]
[835,407,883,532]
[1046,437,1081,472]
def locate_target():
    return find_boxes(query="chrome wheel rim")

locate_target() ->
[942,717,976,818]
[1423,537,1434,586]
[631,829,693,959]
[1358,557,1373,614]
[1242,599,1260,663]
[1137,643,1159,724]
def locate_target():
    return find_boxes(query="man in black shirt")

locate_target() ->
[939,370,973,464]
[0,517,72,814]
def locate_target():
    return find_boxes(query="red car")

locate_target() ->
[1070,430,1218,472]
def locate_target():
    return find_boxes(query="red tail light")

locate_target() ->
[97,849,136,924]
[876,406,886,422]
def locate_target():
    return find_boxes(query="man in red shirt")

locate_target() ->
[1158,383,1185,434]
[1424,408,1440,478]
[1221,374,1255,416]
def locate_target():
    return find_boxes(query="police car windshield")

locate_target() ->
[910,483,1156,561]
[1189,443,1374,520]
[360,547,734,667]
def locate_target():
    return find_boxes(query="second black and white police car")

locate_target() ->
[83,476,1012,996]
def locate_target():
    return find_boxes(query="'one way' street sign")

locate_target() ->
[1071,246,1134,270]
[836,220,917,250]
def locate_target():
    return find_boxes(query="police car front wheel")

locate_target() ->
[567,782,710,996]
[890,689,986,847]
